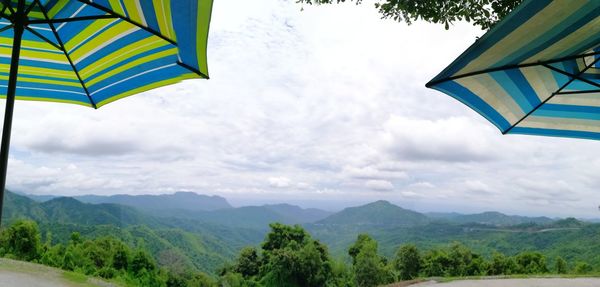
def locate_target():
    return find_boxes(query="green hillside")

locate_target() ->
[1,191,262,274]
[428,211,554,226]
[73,192,232,212]
[7,191,600,277]
[140,203,331,229]
[316,200,430,227]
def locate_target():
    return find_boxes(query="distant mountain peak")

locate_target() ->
[46,196,83,205]
[317,200,429,227]
[369,200,393,205]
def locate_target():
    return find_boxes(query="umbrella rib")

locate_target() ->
[28,15,118,24]
[557,90,600,95]
[502,56,600,135]
[0,24,12,34]
[177,61,209,79]
[34,0,97,109]
[24,1,36,15]
[24,26,62,51]
[426,51,600,88]
[77,0,176,46]
[542,64,600,90]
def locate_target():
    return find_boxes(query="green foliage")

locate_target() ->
[515,252,548,274]
[421,245,537,278]
[223,223,338,287]
[296,0,523,30]
[555,256,567,274]
[261,223,307,252]
[328,259,354,287]
[0,220,216,287]
[260,223,332,287]
[487,252,515,275]
[0,219,41,261]
[6,192,600,286]
[350,234,394,287]
[3,191,263,275]
[348,234,378,265]
[422,249,450,277]
[394,244,420,280]
[131,250,157,275]
[575,261,592,274]
[234,247,260,278]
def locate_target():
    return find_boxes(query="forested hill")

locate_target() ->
[427,211,554,226]
[10,190,600,275]
[316,200,430,227]
[19,190,561,228]
[2,191,264,274]
[77,192,231,212]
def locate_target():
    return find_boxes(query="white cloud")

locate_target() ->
[365,180,394,191]
[343,165,408,180]
[2,0,600,216]
[408,182,435,189]
[381,116,496,162]
[268,177,291,188]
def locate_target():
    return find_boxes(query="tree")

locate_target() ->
[348,234,377,265]
[515,252,548,274]
[1,220,41,261]
[422,249,450,277]
[40,243,64,268]
[259,223,333,287]
[349,234,394,287]
[354,240,385,287]
[394,244,421,280]
[262,223,307,252]
[466,254,487,276]
[234,247,261,278]
[70,232,82,245]
[446,243,473,277]
[297,0,522,30]
[488,252,516,275]
[575,262,592,274]
[555,257,567,274]
[328,259,355,287]
[188,272,218,287]
[130,250,157,275]
[112,243,129,271]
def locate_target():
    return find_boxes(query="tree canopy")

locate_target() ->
[297,0,523,30]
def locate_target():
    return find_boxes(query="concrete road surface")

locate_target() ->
[0,258,116,287]
[411,278,600,287]
[0,269,75,287]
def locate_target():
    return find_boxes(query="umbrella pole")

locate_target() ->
[0,0,25,227]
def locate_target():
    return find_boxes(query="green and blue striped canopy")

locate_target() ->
[0,0,213,108]
[427,0,600,140]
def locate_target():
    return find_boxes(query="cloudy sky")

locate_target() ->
[5,0,600,217]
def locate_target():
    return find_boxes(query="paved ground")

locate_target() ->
[0,269,72,287]
[411,278,600,287]
[0,258,117,287]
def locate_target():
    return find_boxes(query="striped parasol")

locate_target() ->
[0,0,213,223]
[427,0,600,140]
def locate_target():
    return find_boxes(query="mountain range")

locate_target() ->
[9,190,597,273]
[18,191,559,228]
